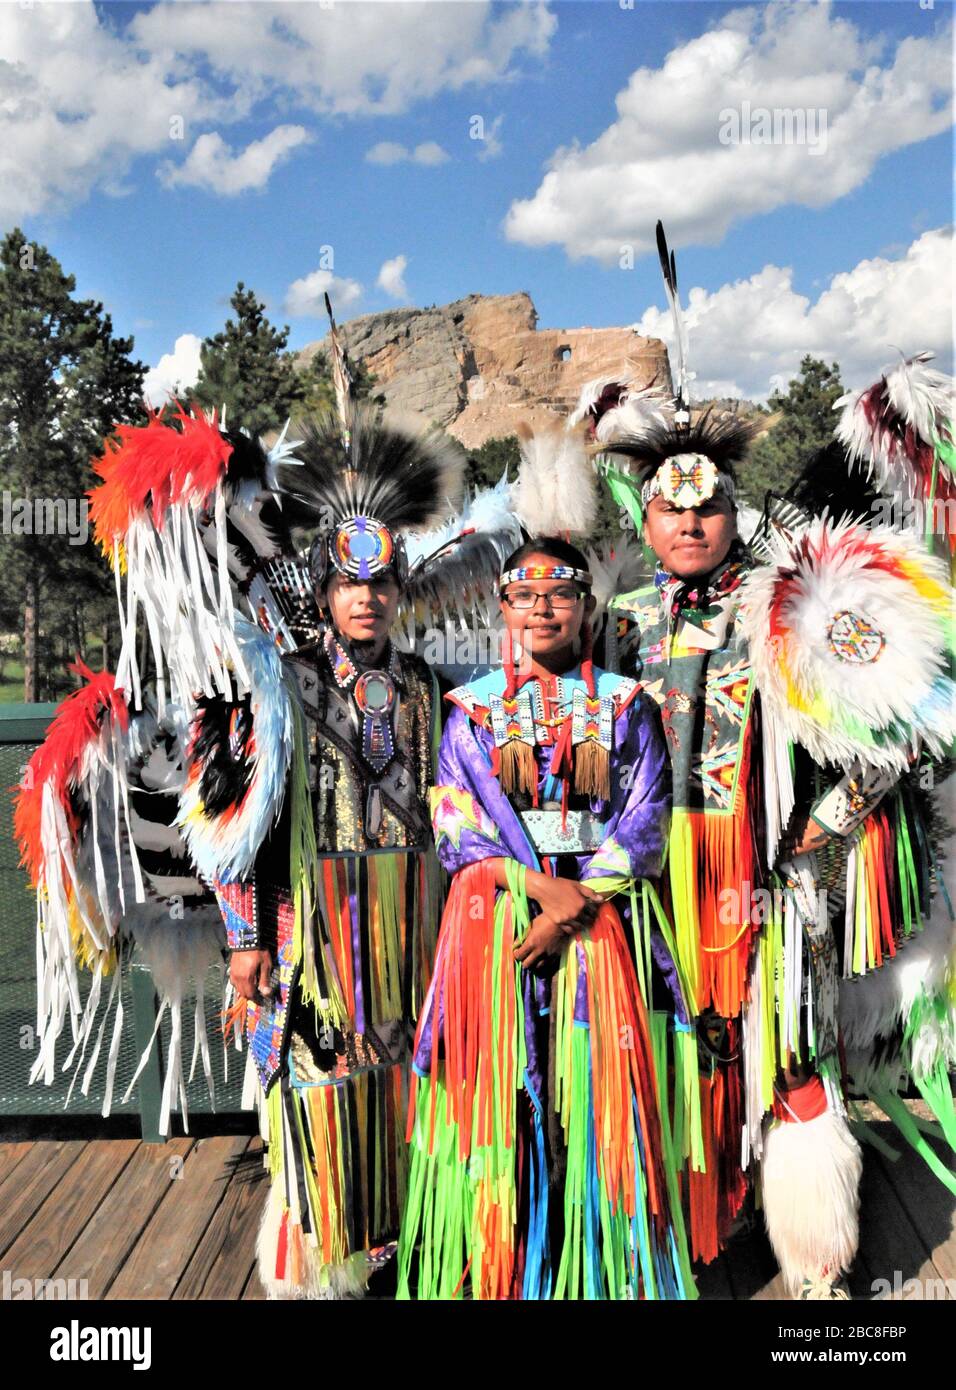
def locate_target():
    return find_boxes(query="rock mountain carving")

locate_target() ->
[297,292,672,449]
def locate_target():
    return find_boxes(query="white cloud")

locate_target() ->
[132,0,556,117]
[143,333,203,407]
[412,141,450,167]
[159,126,311,195]
[0,0,553,219]
[0,2,226,222]
[366,141,409,166]
[504,1,953,263]
[365,140,450,166]
[632,228,953,402]
[377,255,409,300]
[284,270,363,319]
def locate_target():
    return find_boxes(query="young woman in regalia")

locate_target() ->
[398,535,696,1300]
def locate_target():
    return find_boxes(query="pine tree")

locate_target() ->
[741,356,845,507]
[297,349,385,416]
[466,435,521,493]
[0,229,146,700]
[193,282,305,434]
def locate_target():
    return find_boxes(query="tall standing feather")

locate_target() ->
[656,220,690,416]
[324,292,354,451]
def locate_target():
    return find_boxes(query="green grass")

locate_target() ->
[0,652,111,704]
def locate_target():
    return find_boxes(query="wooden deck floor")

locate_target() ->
[0,1108,951,1301]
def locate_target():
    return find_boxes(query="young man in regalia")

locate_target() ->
[189,404,460,1298]
[588,381,955,1299]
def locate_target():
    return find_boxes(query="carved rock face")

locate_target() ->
[296,292,672,449]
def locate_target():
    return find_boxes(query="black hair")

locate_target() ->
[501,535,591,576]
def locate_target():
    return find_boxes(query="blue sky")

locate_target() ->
[6,0,953,400]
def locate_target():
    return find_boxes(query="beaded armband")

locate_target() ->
[809,763,897,839]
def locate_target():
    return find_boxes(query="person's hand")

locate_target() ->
[528,872,601,932]
[229,949,273,1002]
[513,914,569,970]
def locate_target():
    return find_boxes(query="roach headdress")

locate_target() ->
[584,223,759,526]
[274,403,465,590]
[274,296,464,590]
[604,405,760,511]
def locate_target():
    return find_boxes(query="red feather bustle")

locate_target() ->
[12,661,128,887]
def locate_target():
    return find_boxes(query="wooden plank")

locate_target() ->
[873,1138,955,1286]
[242,1245,267,1300]
[173,1138,267,1300]
[53,1138,196,1298]
[0,1141,87,1258]
[3,1138,139,1284]
[106,1135,248,1300]
[854,1142,940,1300]
[0,1141,39,1188]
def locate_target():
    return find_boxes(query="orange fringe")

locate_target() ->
[688,1048,748,1264]
[667,721,761,1018]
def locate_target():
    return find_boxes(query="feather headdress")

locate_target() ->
[569,377,674,447]
[276,403,464,538]
[274,403,465,587]
[607,406,760,482]
[601,405,760,525]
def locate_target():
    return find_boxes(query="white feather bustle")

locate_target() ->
[568,378,673,447]
[256,1181,372,1301]
[741,517,956,774]
[176,615,296,884]
[761,1107,863,1296]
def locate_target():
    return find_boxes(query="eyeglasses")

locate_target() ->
[502,587,585,611]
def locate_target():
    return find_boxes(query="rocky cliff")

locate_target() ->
[297,292,671,448]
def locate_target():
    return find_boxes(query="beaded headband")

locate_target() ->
[498,564,593,589]
[640,454,736,510]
